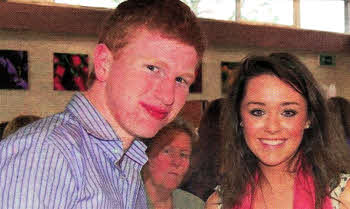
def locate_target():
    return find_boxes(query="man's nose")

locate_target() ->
[155,78,175,106]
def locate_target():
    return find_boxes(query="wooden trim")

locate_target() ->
[0,2,109,35]
[1,2,350,53]
[200,18,350,53]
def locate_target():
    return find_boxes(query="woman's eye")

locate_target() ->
[282,110,297,117]
[250,109,264,117]
[146,65,159,72]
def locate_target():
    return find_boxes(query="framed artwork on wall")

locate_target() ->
[221,61,240,94]
[53,53,89,91]
[0,50,28,90]
[190,63,202,93]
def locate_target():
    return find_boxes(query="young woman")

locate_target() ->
[205,53,350,209]
[142,117,204,209]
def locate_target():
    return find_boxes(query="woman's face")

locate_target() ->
[240,74,309,169]
[146,130,192,191]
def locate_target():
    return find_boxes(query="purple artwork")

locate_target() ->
[54,53,89,91]
[0,50,28,89]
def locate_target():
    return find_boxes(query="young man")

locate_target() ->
[0,0,205,208]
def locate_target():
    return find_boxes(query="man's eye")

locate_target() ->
[282,110,297,117]
[180,152,190,159]
[146,65,158,72]
[250,109,264,117]
[175,77,188,85]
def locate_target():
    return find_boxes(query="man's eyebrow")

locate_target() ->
[181,72,195,80]
[151,60,168,68]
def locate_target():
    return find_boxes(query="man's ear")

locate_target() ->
[94,43,113,82]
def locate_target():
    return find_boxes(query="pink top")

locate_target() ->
[233,167,332,209]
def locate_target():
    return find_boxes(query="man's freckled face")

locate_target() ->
[104,29,198,140]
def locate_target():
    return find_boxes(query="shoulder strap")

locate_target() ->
[331,174,350,209]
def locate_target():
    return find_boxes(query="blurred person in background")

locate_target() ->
[327,96,350,146]
[0,121,8,139]
[2,115,41,139]
[142,117,204,209]
[182,98,225,201]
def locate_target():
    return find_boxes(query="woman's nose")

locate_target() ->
[264,114,281,134]
[171,154,182,167]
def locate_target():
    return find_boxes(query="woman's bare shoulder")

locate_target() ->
[339,176,350,209]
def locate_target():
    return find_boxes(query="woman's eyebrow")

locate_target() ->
[281,102,300,106]
[246,102,265,106]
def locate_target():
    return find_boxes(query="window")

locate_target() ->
[300,0,345,33]
[181,0,236,21]
[53,0,348,34]
[54,0,120,8]
[241,0,293,25]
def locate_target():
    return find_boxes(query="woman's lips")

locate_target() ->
[259,138,287,146]
[141,103,169,120]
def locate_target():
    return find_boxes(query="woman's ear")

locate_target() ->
[305,120,311,129]
[93,44,113,82]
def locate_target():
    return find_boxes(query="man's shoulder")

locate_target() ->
[1,111,85,157]
[0,111,88,183]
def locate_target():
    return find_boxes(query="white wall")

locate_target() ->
[0,30,96,121]
[1,29,350,122]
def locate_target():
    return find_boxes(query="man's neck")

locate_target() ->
[84,89,135,151]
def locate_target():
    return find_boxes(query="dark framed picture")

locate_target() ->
[53,53,89,91]
[190,63,202,93]
[221,61,240,93]
[0,50,28,90]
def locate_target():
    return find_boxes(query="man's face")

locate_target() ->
[104,29,198,140]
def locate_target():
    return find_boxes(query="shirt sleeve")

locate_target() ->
[0,137,78,209]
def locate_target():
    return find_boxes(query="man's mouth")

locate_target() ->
[141,103,169,120]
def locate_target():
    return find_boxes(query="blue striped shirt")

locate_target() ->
[0,93,149,209]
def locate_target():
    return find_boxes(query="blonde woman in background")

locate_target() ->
[142,117,204,209]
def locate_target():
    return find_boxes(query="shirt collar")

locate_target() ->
[65,92,117,140]
[125,139,148,166]
[66,92,148,166]
[91,138,148,167]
